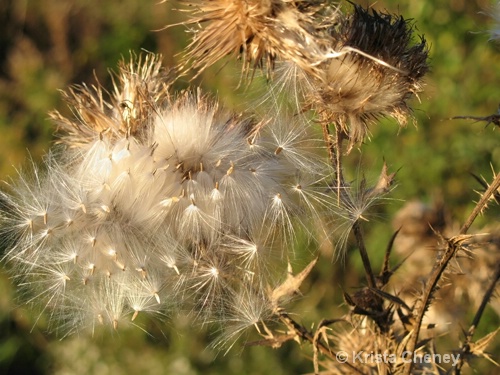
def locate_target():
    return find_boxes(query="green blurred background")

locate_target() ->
[0,0,499,373]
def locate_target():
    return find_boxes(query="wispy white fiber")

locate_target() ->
[1,53,331,338]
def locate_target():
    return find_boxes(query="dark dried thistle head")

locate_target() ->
[307,5,429,150]
[176,0,339,78]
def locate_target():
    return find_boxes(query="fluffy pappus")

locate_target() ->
[1,53,329,336]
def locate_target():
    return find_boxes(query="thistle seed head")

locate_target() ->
[50,53,171,148]
[1,53,328,334]
[281,5,429,150]
[177,0,339,78]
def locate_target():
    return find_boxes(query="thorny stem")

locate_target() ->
[403,172,500,374]
[313,319,346,374]
[460,171,500,235]
[403,238,460,374]
[278,312,366,375]
[452,262,500,374]
[321,122,376,289]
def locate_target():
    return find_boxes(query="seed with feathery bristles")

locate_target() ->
[1,52,328,337]
[211,287,273,352]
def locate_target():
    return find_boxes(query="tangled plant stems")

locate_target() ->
[1,1,499,374]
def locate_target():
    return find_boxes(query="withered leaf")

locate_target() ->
[366,160,397,198]
[270,258,318,309]
[468,328,500,365]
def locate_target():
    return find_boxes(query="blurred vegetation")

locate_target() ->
[0,0,498,374]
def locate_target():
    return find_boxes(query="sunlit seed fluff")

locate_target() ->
[211,287,273,352]
[1,53,328,335]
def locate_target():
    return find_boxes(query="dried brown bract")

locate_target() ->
[51,53,171,147]
[304,5,429,149]
[177,0,338,78]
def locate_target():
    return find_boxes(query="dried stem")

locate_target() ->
[403,237,461,374]
[313,318,346,374]
[321,122,337,172]
[278,312,366,375]
[452,262,500,374]
[330,125,376,288]
[460,171,500,235]
[403,172,500,374]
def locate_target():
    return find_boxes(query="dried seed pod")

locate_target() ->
[299,5,429,150]
[176,0,338,78]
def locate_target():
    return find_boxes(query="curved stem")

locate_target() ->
[321,122,376,288]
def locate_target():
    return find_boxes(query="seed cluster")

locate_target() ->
[1,54,330,334]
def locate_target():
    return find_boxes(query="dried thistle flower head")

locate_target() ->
[176,0,338,78]
[50,53,171,148]
[325,317,432,374]
[1,53,329,336]
[287,5,428,150]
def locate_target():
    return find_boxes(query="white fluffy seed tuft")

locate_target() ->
[1,53,334,338]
